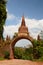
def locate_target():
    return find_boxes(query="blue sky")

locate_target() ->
[7,0,43,19]
[3,0,43,47]
[6,0,43,25]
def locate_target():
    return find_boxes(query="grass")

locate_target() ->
[0,57,4,60]
[32,57,43,62]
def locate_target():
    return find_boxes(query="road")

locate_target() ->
[0,59,43,65]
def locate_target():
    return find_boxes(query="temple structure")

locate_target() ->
[10,16,33,59]
[18,16,29,36]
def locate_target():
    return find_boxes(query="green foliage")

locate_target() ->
[14,47,33,60]
[14,47,24,59]
[4,51,10,59]
[14,40,43,61]
[33,39,39,47]
[13,32,18,38]
[33,39,43,59]
[25,47,33,54]
[24,47,33,60]
[0,0,7,38]
[38,46,43,57]
[38,56,43,61]
[0,57,4,60]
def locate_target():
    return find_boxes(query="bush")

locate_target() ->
[14,47,33,60]
[4,51,10,59]
[22,55,33,60]
[38,56,43,61]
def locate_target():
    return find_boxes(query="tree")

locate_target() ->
[32,39,40,59]
[0,0,7,39]
[13,32,18,39]
[33,39,43,59]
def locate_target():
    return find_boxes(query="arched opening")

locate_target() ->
[14,39,33,59]
[15,39,33,48]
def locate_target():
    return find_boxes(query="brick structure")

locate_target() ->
[18,16,29,36]
[10,16,33,59]
[37,35,41,41]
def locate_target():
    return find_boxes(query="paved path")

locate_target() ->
[0,59,43,65]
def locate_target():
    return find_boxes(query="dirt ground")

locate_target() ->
[0,59,43,65]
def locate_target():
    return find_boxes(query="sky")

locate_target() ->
[3,0,43,47]
[6,0,43,20]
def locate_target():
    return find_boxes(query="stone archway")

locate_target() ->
[10,35,33,59]
[9,16,34,59]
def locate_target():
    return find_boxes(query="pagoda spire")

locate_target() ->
[18,16,29,35]
[21,16,26,26]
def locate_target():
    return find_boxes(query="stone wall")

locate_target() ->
[0,39,11,58]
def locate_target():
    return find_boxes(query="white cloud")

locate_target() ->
[3,23,21,38]
[6,8,8,12]
[4,9,43,39]
[25,18,43,38]
[6,8,15,20]
[7,13,15,20]
[6,8,20,21]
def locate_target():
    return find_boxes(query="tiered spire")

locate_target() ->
[21,16,26,26]
[18,16,29,35]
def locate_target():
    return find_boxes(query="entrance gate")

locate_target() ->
[10,16,33,59]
